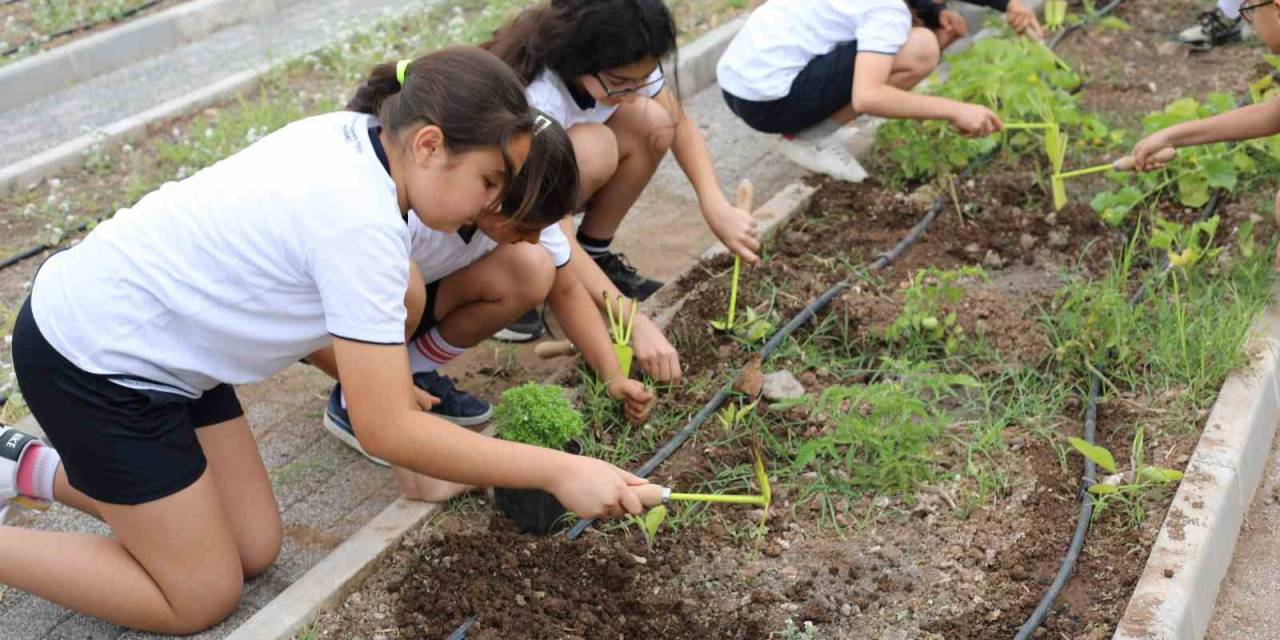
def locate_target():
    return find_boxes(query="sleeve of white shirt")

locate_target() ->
[852,4,913,56]
[310,223,409,345]
[538,223,572,268]
[526,80,574,129]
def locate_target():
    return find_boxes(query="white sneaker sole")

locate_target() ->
[492,327,541,343]
[322,413,390,467]
[777,139,868,182]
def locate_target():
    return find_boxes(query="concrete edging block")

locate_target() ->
[1115,292,1280,640]
[0,0,275,112]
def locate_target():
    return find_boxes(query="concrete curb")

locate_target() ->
[1115,290,1280,640]
[225,19,749,640]
[0,0,278,113]
[0,66,267,193]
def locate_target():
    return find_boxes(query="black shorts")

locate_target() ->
[409,279,442,342]
[723,40,858,135]
[10,298,243,505]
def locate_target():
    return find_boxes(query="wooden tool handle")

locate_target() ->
[736,179,755,212]
[533,340,577,359]
[633,483,667,508]
[1112,147,1176,171]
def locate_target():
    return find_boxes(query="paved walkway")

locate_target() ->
[0,0,434,173]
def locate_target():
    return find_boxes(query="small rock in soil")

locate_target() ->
[1048,230,1070,249]
[762,370,806,401]
[1045,212,1057,226]
[965,242,983,256]
[983,250,1005,269]
[1020,233,1037,251]
[1157,41,1183,56]
[1163,568,1175,578]
[734,354,764,397]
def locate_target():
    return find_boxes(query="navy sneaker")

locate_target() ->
[493,308,545,343]
[592,251,664,301]
[412,371,493,428]
[323,385,390,467]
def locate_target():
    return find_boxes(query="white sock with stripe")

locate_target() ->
[409,328,466,374]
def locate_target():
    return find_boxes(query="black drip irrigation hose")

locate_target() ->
[0,218,97,275]
[1,0,167,58]
[1013,188,1224,638]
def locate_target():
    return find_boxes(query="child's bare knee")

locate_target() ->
[497,244,555,306]
[165,574,243,634]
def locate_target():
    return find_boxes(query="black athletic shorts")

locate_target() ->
[410,279,442,342]
[10,298,243,505]
[723,40,858,135]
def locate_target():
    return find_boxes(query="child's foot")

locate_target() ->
[324,374,493,464]
[592,251,664,301]
[411,371,493,428]
[0,425,51,523]
[1177,8,1245,50]
[777,120,868,183]
[493,308,546,343]
[323,386,390,467]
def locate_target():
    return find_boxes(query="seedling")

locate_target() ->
[493,382,584,450]
[1044,0,1068,30]
[1068,426,1184,527]
[604,292,638,378]
[884,266,986,355]
[633,504,668,547]
[717,398,760,435]
[711,180,756,333]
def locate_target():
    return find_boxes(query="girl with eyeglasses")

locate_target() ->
[483,0,761,386]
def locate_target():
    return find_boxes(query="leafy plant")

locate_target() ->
[717,398,760,435]
[885,266,987,354]
[493,383,585,450]
[1067,426,1184,527]
[632,505,668,547]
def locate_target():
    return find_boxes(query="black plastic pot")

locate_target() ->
[493,440,579,536]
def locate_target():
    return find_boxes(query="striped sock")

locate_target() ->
[576,229,613,258]
[409,328,466,374]
[16,443,60,502]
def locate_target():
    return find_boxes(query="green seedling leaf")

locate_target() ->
[1177,172,1210,208]
[644,505,668,539]
[1139,467,1185,484]
[710,319,730,331]
[1088,483,1119,495]
[1067,437,1118,473]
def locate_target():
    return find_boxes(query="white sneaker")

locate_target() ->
[777,120,868,182]
[0,426,49,524]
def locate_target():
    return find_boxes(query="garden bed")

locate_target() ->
[303,0,1280,637]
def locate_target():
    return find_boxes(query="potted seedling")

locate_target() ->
[605,292,638,378]
[491,382,586,535]
[710,180,756,333]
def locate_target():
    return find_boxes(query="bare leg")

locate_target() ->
[578,97,676,240]
[831,27,943,124]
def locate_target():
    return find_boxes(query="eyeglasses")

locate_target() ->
[1240,0,1275,23]
[593,62,665,98]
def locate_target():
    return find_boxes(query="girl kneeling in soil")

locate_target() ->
[308,113,657,501]
[0,48,650,634]
[717,0,1037,180]
[1128,0,1280,266]
[482,0,761,377]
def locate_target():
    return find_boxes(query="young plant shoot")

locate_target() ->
[711,181,756,333]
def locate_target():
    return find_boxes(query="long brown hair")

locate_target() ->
[346,46,564,227]
[483,0,678,86]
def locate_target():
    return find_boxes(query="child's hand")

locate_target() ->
[546,455,649,519]
[950,104,1004,138]
[1006,0,1045,39]
[632,314,683,382]
[705,201,761,263]
[608,378,656,423]
[413,387,441,412]
[1131,133,1176,171]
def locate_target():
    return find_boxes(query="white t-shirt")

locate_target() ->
[526,67,665,129]
[32,112,411,398]
[408,214,571,285]
[717,0,913,102]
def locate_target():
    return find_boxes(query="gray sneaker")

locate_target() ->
[1177,8,1244,49]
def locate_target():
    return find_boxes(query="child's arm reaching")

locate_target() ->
[653,87,762,264]
[331,337,649,518]
[545,265,656,423]
[1133,98,1280,170]
[852,52,1004,137]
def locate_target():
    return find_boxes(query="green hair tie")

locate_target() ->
[396,59,411,86]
